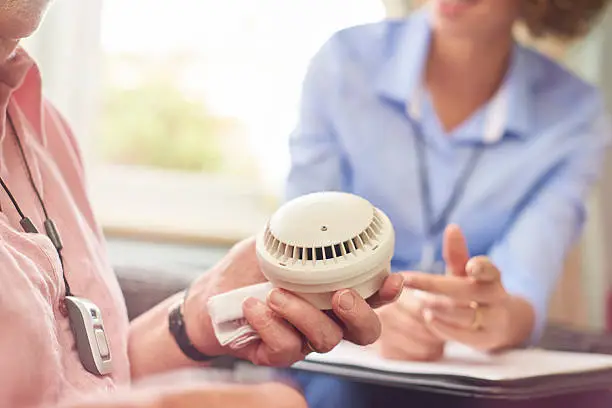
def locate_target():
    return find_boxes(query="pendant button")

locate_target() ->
[94,329,110,359]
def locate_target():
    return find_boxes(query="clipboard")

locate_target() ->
[292,342,612,400]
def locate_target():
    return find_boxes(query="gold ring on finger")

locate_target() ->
[302,339,317,355]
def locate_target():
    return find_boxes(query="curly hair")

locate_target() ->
[521,0,610,40]
[411,0,610,41]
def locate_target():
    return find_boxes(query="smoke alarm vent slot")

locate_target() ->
[348,239,357,253]
[306,248,313,261]
[315,247,324,261]
[271,239,279,254]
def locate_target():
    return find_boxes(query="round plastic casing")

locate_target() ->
[256,192,395,309]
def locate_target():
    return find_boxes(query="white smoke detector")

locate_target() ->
[207,192,395,347]
[256,191,395,309]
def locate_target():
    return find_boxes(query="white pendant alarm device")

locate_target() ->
[207,192,395,349]
[65,296,113,375]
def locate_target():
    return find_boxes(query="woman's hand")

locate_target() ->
[403,225,535,352]
[376,289,445,361]
[61,382,306,408]
[375,224,470,361]
[186,238,404,367]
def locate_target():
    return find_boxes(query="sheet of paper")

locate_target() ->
[303,342,612,381]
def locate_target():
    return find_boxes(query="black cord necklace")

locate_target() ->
[6,112,72,296]
[2,109,112,376]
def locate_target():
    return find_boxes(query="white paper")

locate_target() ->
[302,341,612,382]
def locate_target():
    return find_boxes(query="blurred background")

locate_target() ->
[21,0,612,331]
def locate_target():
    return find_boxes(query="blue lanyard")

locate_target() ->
[413,125,484,249]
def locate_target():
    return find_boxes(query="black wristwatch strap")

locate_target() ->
[168,289,216,362]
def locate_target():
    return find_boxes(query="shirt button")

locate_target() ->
[58,300,69,317]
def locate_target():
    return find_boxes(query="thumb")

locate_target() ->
[442,224,469,277]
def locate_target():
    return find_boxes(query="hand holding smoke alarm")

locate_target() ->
[207,192,395,349]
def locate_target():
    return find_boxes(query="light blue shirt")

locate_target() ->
[285,9,611,343]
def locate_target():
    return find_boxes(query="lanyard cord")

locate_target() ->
[5,111,72,297]
[413,128,484,240]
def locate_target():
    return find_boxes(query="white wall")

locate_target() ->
[584,8,612,329]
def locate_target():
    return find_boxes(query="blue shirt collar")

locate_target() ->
[374,8,536,142]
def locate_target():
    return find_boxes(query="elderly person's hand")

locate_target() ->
[403,225,535,352]
[62,382,306,408]
[185,238,404,367]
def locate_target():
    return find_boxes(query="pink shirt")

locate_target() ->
[0,49,130,406]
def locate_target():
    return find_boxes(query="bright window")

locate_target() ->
[26,0,384,243]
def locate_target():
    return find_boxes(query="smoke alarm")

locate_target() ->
[207,191,395,348]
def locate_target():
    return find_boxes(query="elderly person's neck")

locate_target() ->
[0,43,34,136]
[425,31,513,132]
[0,41,29,87]
[0,39,19,62]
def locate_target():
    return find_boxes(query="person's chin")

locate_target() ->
[0,4,50,40]
[430,0,482,32]
[11,15,46,39]
[431,18,477,40]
